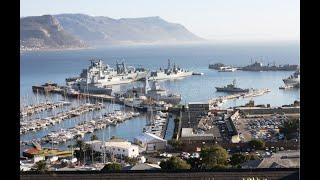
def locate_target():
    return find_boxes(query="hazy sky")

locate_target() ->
[21,0,299,42]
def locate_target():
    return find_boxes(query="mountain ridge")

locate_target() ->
[20,14,204,51]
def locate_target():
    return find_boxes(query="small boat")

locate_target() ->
[218,66,236,72]
[192,72,204,75]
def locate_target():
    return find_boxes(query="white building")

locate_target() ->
[134,132,167,153]
[85,139,139,158]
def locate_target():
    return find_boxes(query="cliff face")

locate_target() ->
[20,15,86,51]
[20,14,204,51]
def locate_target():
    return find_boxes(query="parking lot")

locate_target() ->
[233,114,289,142]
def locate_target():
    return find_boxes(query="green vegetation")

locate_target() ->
[186,157,201,170]
[230,153,247,166]
[90,134,99,141]
[160,156,191,170]
[172,117,181,139]
[248,139,265,150]
[200,145,228,169]
[279,118,299,140]
[32,160,48,172]
[230,153,259,167]
[168,139,183,151]
[124,157,139,166]
[101,163,122,171]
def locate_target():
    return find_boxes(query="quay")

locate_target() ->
[208,88,271,107]
[20,103,104,134]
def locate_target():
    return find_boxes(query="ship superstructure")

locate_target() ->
[215,79,250,93]
[283,69,300,86]
[66,59,147,94]
[150,59,193,81]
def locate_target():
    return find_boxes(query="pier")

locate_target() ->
[20,103,104,134]
[208,88,271,107]
[20,101,71,118]
[37,110,140,145]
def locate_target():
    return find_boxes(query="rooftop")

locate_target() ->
[135,132,167,143]
[181,128,214,137]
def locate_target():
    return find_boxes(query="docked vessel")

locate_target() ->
[66,59,147,94]
[209,63,225,70]
[283,69,300,86]
[240,61,299,71]
[116,78,182,105]
[145,78,182,104]
[215,80,249,93]
[149,59,193,81]
[218,66,237,72]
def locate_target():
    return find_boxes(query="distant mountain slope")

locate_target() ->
[55,14,203,45]
[20,14,204,51]
[20,15,86,51]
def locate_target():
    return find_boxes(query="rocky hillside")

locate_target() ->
[20,15,86,51]
[20,14,203,51]
[55,14,203,45]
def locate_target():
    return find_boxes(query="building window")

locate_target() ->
[118,149,120,151]
[123,150,125,152]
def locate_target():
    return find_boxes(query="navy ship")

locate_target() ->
[215,80,249,93]
[240,61,298,71]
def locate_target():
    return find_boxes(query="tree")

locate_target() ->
[32,160,48,172]
[168,139,183,150]
[160,156,191,170]
[124,157,138,166]
[90,134,99,141]
[279,118,299,140]
[186,157,201,170]
[230,153,247,166]
[101,163,122,171]
[200,145,228,169]
[246,153,259,161]
[75,139,86,151]
[248,139,265,150]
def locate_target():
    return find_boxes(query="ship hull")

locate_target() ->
[150,72,193,81]
[283,78,300,85]
[215,87,249,93]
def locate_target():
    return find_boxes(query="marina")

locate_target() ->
[20,44,300,171]
[20,100,71,118]
[143,111,169,139]
[35,110,141,145]
[20,103,104,134]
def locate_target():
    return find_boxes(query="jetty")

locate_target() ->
[20,103,104,134]
[20,101,71,118]
[208,88,271,107]
[143,111,169,139]
[34,110,140,145]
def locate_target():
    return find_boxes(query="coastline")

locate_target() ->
[20,46,94,53]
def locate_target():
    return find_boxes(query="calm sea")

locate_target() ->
[20,43,300,154]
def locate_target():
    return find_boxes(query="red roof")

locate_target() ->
[25,148,40,155]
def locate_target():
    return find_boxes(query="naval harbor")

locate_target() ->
[20,59,300,171]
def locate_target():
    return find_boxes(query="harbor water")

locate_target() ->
[20,43,300,154]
